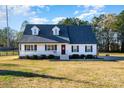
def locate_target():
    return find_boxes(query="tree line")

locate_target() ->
[58,10,124,52]
[0,10,124,52]
[0,21,28,49]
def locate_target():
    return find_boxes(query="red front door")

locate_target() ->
[61,45,66,55]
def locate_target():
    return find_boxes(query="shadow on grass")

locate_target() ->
[0,70,65,80]
[0,70,105,87]
[112,67,124,70]
[0,63,19,66]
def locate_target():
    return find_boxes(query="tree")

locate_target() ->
[116,10,124,52]
[58,18,89,25]
[16,31,23,43]
[0,28,7,47]
[20,20,29,32]
[92,14,118,52]
[0,27,17,48]
[16,20,29,43]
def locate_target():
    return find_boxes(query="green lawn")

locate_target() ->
[0,51,18,56]
[0,55,124,88]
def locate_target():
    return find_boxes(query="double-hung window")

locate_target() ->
[85,45,93,52]
[45,45,57,51]
[24,45,37,51]
[72,45,79,52]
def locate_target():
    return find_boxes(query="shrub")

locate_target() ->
[106,54,110,56]
[80,54,85,59]
[71,54,80,59]
[55,56,60,59]
[40,55,47,59]
[19,56,24,59]
[32,55,38,59]
[86,55,94,59]
[69,55,72,59]
[48,55,55,59]
[25,55,30,59]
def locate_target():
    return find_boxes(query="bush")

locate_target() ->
[40,55,47,59]
[19,56,24,59]
[86,55,94,59]
[55,56,60,59]
[80,54,85,59]
[32,55,38,59]
[106,54,110,56]
[48,55,55,59]
[71,54,80,59]
[69,55,72,59]
[25,55,30,59]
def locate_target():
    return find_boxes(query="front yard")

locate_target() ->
[0,55,124,88]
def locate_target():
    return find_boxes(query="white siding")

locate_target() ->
[19,43,66,56]
[19,43,97,56]
[67,44,97,55]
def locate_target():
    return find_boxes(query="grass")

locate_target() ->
[0,51,18,56]
[0,55,124,88]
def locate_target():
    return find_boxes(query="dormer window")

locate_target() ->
[31,26,40,35]
[52,26,60,35]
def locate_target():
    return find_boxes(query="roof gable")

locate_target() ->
[31,26,40,35]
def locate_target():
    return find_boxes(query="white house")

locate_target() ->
[19,24,97,60]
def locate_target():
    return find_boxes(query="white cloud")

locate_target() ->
[77,5,82,8]
[77,5,105,20]
[4,5,50,17]
[77,10,97,19]
[37,5,50,11]
[83,5,104,9]
[30,17,49,24]
[0,11,6,22]
[74,10,79,15]
[93,5,105,9]
[8,6,36,16]
[52,17,66,24]
[0,6,6,24]
[38,5,46,8]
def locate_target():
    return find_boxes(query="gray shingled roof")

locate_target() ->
[19,35,69,43]
[68,26,97,44]
[19,24,97,44]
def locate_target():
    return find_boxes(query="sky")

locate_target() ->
[0,5,124,31]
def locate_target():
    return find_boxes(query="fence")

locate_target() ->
[0,47,18,56]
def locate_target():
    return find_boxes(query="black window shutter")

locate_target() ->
[55,45,57,50]
[25,45,26,51]
[85,46,87,52]
[72,46,73,52]
[45,45,46,50]
[34,45,37,51]
[20,44,21,51]
[77,46,79,52]
[91,46,93,52]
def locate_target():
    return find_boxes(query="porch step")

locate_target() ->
[60,55,69,60]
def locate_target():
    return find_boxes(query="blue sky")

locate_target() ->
[0,5,124,31]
